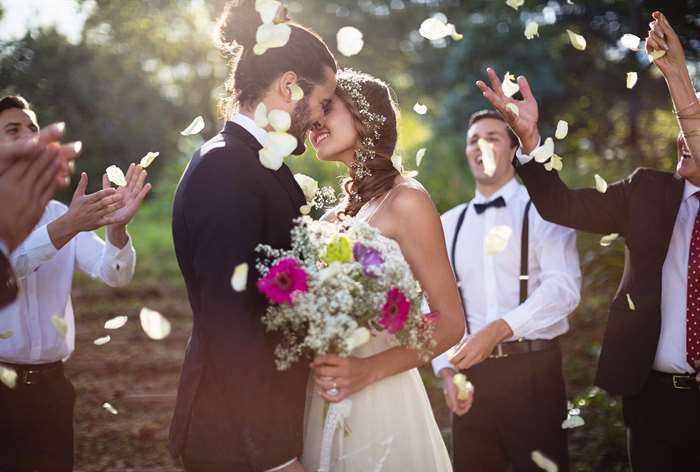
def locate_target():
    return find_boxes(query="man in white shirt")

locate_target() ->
[433,110,581,471]
[0,95,151,472]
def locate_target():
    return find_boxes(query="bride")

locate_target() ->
[302,69,468,471]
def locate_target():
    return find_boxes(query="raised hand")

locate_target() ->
[645,11,685,78]
[102,163,152,228]
[476,68,541,153]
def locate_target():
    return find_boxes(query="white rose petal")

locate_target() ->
[544,154,563,172]
[51,315,67,337]
[336,26,364,57]
[524,21,539,40]
[139,152,159,169]
[452,373,475,401]
[502,72,520,98]
[254,102,268,128]
[93,335,111,346]
[419,17,454,41]
[0,330,13,339]
[346,327,371,352]
[391,154,403,172]
[506,103,520,116]
[231,263,249,292]
[506,0,525,10]
[268,109,291,132]
[259,132,297,170]
[139,307,171,340]
[300,204,311,215]
[416,148,427,167]
[255,0,281,24]
[648,49,667,62]
[106,165,127,187]
[104,315,128,330]
[566,29,587,51]
[294,173,319,203]
[485,225,513,256]
[289,83,304,101]
[102,402,118,415]
[620,33,641,51]
[555,120,569,140]
[533,137,555,163]
[561,414,585,429]
[531,450,559,472]
[254,23,291,55]
[599,233,619,247]
[413,103,428,115]
[594,174,608,193]
[180,115,205,136]
[627,293,636,311]
[259,147,285,171]
[0,366,17,389]
[451,28,464,41]
[626,72,638,89]
[478,138,497,177]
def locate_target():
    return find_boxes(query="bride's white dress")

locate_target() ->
[302,180,453,472]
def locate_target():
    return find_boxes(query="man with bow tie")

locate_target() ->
[433,109,582,471]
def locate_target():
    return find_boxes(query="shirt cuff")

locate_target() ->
[515,145,535,165]
[431,351,456,378]
[501,306,531,340]
[103,236,135,273]
[0,241,8,256]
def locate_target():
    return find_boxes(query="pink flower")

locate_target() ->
[379,288,410,334]
[257,258,308,305]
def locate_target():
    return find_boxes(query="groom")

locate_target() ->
[169,2,337,471]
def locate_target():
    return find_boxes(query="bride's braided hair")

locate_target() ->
[336,70,400,217]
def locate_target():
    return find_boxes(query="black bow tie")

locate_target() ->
[474,196,506,214]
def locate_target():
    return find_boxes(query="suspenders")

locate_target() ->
[450,200,533,335]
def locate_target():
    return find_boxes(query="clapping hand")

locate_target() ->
[476,68,541,154]
[102,163,152,228]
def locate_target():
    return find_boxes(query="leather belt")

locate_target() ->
[0,361,64,386]
[489,338,557,359]
[650,371,698,390]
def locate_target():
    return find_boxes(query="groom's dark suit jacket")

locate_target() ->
[515,157,685,397]
[0,252,17,309]
[170,122,308,470]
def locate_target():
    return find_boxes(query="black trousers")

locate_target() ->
[622,374,700,472]
[452,343,569,472]
[0,366,75,472]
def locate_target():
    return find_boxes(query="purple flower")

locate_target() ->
[353,242,384,277]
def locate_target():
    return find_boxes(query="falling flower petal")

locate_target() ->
[506,103,520,116]
[336,26,364,57]
[346,327,371,352]
[478,138,497,177]
[52,315,67,337]
[413,103,428,115]
[259,132,297,170]
[93,335,111,346]
[0,366,17,389]
[506,0,525,10]
[532,451,558,472]
[555,120,569,140]
[451,29,464,41]
[139,152,159,169]
[525,21,539,40]
[416,148,427,167]
[419,17,454,41]
[104,315,128,330]
[502,72,519,98]
[594,174,608,193]
[254,23,291,55]
[289,83,304,101]
[391,154,403,172]
[139,307,171,340]
[620,33,641,51]
[544,154,563,172]
[268,109,291,132]
[106,165,127,187]
[533,137,555,163]
[453,373,475,401]
[561,413,585,429]
[485,225,513,255]
[627,293,636,311]
[626,72,638,89]
[180,116,205,136]
[0,330,13,339]
[231,263,249,292]
[600,233,619,247]
[102,402,118,415]
[648,49,667,62]
[566,29,587,51]
[254,102,268,128]
[255,0,281,24]
[259,147,285,171]
[294,173,319,203]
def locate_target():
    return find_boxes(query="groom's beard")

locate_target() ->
[289,99,312,156]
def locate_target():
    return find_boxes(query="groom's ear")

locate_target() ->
[275,71,299,104]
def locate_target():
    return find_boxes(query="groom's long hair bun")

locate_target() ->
[338,71,400,217]
[215,1,337,118]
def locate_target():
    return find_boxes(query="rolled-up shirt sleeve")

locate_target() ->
[11,224,59,279]
[75,230,136,287]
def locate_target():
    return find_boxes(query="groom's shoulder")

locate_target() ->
[191,133,261,177]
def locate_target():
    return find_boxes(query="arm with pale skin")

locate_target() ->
[645,11,700,169]
[312,186,466,403]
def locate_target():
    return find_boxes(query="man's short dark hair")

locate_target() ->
[468,109,518,148]
[0,95,31,115]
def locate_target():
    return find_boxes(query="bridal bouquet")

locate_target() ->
[255,215,437,371]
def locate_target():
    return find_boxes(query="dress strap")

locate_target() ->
[364,182,410,224]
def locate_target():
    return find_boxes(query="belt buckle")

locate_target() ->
[21,369,40,385]
[490,343,509,359]
[672,375,692,390]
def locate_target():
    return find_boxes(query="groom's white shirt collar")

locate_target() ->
[473,177,520,204]
[230,113,268,147]
[683,179,700,201]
